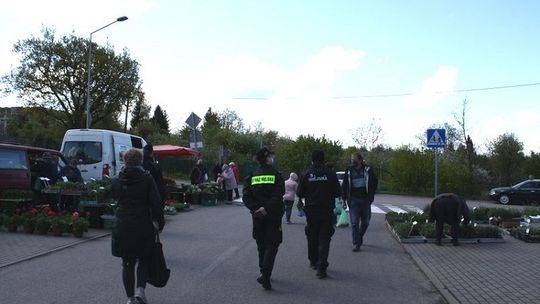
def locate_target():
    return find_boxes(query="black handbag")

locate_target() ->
[147,232,170,288]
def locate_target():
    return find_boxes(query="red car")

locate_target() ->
[0,143,66,192]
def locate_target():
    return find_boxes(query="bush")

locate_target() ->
[473,225,502,238]
[487,208,522,219]
[523,207,540,217]
[419,223,437,238]
[470,207,492,221]
[393,222,421,238]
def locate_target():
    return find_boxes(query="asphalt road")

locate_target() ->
[0,195,456,304]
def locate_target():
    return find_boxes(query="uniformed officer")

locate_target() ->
[296,150,341,278]
[429,193,471,246]
[243,147,285,290]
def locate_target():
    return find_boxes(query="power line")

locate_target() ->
[233,81,540,100]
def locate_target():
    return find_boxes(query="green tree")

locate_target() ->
[151,105,170,135]
[387,147,433,195]
[129,90,150,130]
[488,133,525,185]
[524,152,540,179]
[278,135,343,175]
[1,28,141,129]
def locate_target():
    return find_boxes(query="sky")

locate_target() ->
[1,0,540,154]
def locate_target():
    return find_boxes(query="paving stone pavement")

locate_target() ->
[403,235,540,304]
[0,227,110,268]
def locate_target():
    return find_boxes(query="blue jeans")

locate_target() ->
[349,197,371,245]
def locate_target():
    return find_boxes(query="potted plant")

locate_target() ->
[50,216,67,236]
[71,212,89,237]
[22,216,36,234]
[35,214,52,235]
[3,214,22,232]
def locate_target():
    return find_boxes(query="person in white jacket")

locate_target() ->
[222,163,238,203]
[283,172,299,224]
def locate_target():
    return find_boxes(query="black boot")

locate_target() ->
[257,275,272,290]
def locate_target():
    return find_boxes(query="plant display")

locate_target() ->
[35,215,51,234]
[185,185,201,195]
[2,214,23,231]
[199,182,223,195]
[70,212,90,234]
[523,207,540,217]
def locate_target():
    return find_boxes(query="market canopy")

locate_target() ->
[152,144,201,157]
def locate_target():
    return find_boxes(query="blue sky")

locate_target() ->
[1,1,539,153]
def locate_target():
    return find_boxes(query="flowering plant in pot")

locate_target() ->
[22,216,36,233]
[50,216,68,236]
[35,214,52,235]
[3,214,23,232]
[70,212,89,237]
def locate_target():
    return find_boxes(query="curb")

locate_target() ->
[0,231,111,269]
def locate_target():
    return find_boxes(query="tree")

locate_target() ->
[1,28,141,129]
[152,105,170,135]
[488,133,525,185]
[278,135,343,175]
[129,94,151,130]
[352,118,383,151]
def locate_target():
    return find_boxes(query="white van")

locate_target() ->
[60,129,147,181]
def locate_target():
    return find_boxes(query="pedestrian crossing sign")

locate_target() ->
[426,129,446,148]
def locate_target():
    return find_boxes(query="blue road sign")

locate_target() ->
[427,129,446,148]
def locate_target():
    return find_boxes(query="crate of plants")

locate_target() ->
[510,226,540,243]
[199,182,221,206]
[385,211,430,243]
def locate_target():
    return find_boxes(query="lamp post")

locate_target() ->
[86,16,128,129]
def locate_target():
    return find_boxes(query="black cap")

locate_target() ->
[143,143,153,155]
[256,147,274,163]
[312,149,325,163]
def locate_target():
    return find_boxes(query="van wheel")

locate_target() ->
[499,195,510,205]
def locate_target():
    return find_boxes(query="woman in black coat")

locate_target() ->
[111,148,165,304]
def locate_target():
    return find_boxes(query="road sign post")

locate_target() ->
[427,129,446,196]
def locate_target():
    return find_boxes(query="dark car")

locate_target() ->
[488,179,540,205]
[0,143,67,192]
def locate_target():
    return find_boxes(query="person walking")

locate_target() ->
[429,193,471,246]
[222,163,238,204]
[283,172,298,224]
[111,148,165,304]
[297,150,341,278]
[230,162,241,199]
[243,147,285,290]
[342,152,378,252]
[143,143,166,204]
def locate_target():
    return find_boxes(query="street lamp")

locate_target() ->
[86,16,128,129]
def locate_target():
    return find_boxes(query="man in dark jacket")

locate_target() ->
[243,147,285,290]
[111,148,165,304]
[143,143,166,204]
[429,193,471,246]
[297,150,341,278]
[59,159,83,183]
[342,152,378,252]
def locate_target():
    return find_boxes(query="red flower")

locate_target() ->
[30,208,38,215]
[72,211,80,220]
[47,210,56,217]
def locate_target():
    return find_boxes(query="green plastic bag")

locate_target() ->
[334,199,343,215]
[336,209,349,227]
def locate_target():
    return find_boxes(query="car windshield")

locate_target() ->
[62,141,102,165]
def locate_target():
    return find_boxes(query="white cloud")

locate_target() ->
[403,65,458,109]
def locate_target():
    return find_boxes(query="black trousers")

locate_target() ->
[433,198,460,241]
[253,217,282,278]
[122,257,149,297]
[305,211,335,271]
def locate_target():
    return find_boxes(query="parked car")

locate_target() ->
[488,179,540,205]
[0,143,67,192]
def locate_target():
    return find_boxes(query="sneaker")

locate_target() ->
[126,297,139,304]
[316,269,327,279]
[135,287,147,304]
[257,275,272,290]
[352,244,360,252]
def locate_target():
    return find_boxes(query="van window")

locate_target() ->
[0,149,27,169]
[62,141,102,164]
[131,136,143,148]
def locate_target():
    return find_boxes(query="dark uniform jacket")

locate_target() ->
[297,163,341,217]
[143,155,166,202]
[242,164,285,220]
[111,166,165,258]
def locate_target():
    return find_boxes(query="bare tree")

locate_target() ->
[352,118,384,151]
